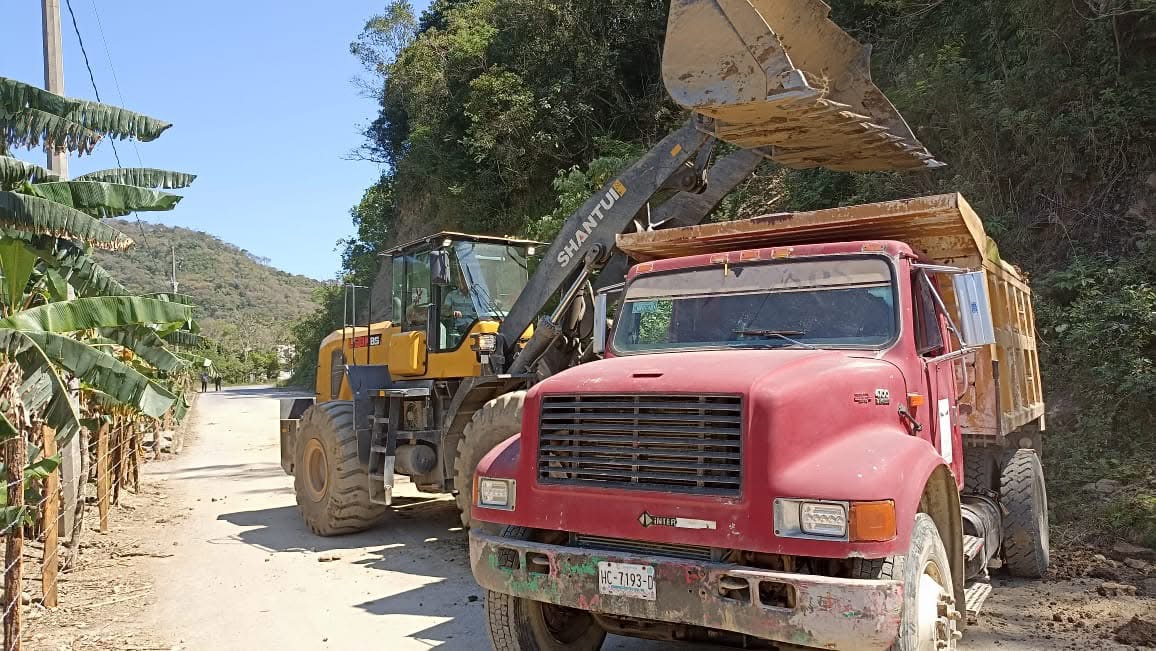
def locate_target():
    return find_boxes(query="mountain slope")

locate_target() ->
[94,220,321,336]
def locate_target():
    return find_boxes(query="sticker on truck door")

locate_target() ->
[938,398,953,463]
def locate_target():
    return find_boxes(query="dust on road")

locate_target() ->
[42,386,1154,650]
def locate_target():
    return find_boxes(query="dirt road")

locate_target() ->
[39,386,1152,650]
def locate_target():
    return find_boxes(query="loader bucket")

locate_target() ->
[663,0,943,171]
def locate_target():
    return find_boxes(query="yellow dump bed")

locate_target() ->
[617,193,1044,439]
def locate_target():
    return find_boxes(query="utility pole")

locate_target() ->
[42,0,68,176]
[43,0,81,538]
[170,244,179,294]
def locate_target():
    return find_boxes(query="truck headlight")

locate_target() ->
[774,499,848,539]
[477,477,515,510]
[800,502,848,537]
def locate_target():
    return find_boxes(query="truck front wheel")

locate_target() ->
[485,526,606,651]
[293,401,388,536]
[854,513,960,650]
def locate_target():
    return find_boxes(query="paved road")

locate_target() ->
[140,387,1151,650]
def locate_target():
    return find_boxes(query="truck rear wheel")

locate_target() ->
[1000,448,1050,578]
[485,526,606,651]
[454,391,526,528]
[294,401,388,536]
[853,513,960,650]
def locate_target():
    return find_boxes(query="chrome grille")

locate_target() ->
[537,394,743,496]
[572,533,715,562]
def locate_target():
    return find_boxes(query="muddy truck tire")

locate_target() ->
[294,401,388,536]
[454,391,526,528]
[485,526,606,651]
[1001,448,1050,578]
[853,513,960,650]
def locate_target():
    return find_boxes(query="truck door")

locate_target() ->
[913,272,963,481]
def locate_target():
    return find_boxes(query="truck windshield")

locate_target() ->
[611,256,897,353]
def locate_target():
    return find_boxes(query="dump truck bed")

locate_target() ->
[617,193,1044,440]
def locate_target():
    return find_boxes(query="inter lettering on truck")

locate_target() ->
[556,180,627,267]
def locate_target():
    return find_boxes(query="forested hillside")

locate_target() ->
[96,220,322,380]
[300,0,1154,543]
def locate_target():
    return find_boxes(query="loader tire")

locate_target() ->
[453,391,526,528]
[485,526,606,651]
[294,401,388,536]
[851,514,960,650]
[1000,448,1050,578]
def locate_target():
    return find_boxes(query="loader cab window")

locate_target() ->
[393,251,432,333]
[392,239,533,351]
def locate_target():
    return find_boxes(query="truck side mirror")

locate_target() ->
[952,271,997,347]
[430,250,451,286]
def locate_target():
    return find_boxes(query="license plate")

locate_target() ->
[597,561,656,600]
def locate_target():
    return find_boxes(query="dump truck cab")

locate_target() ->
[470,195,1048,651]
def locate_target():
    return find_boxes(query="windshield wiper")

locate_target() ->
[732,329,817,350]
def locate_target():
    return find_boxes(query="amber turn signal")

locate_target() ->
[849,500,897,542]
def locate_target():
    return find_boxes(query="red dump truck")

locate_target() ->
[468,194,1047,650]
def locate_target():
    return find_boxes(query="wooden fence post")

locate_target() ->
[40,427,59,608]
[3,431,26,651]
[96,422,110,533]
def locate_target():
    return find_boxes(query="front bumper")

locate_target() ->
[470,530,903,651]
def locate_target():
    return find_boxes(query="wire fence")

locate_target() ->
[2,408,182,651]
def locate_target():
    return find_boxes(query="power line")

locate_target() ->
[88,0,143,167]
[63,0,121,168]
[63,0,152,248]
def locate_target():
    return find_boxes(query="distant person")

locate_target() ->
[200,372,209,393]
[214,375,222,392]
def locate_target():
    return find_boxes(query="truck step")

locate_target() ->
[963,534,985,561]
[964,581,993,624]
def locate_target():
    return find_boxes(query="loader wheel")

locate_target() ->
[453,391,526,528]
[294,401,388,536]
[485,526,606,651]
[852,513,960,651]
[1000,449,1050,578]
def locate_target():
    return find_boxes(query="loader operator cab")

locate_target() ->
[387,233,538,352]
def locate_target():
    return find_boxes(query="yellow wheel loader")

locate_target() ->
[279,0,945,535]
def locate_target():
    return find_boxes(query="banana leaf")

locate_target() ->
[19,330,177,419]
[0,191,132,250]
[97,325,187,373]
[0,156,59,189]
[1,108,105,155]
[26,181,181,218]
[74,168,196,190]
[162,329,204,347]
[0,296,192,333]
[33,237,128,297]
[0,78,171,148]
[0,329,81,443]
[145,292,197,306]
[0,239,37,313]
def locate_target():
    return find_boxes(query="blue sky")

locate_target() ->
[3,1,428,280]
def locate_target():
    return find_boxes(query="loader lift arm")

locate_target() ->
[493,119,762,374]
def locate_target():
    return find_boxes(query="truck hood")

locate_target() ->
[534,348,896,398]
